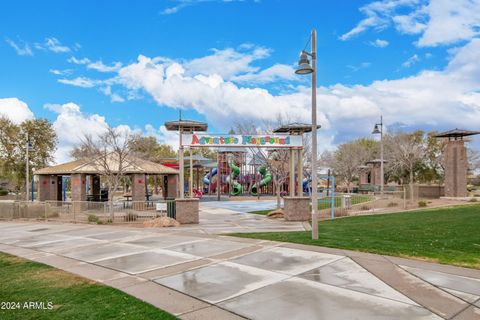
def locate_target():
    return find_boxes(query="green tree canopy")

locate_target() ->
[0,117,57,190]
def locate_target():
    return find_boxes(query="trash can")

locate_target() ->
[166,198,176,219]
[341,195,352,209]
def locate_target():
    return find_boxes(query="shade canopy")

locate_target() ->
[273,122,320,134]
[434,128,480,138]
[35,154,179,176]
[164,119,208,132]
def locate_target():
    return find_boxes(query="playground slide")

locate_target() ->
[250,165,272,196]
[226,154,242,196]
[203,168,218,185]
[303,178,309,193]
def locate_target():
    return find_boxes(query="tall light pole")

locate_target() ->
[25,133,33,201]
[372,116,384,195]
[295,29,319,240]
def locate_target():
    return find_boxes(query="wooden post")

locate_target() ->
[189,148,193,198]
[289,148,295,196]
[217,152,221,201]
[297,148,303,196]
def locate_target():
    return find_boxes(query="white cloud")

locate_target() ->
[340,16,384,41]
[44,37,70,53]
[44,103,178,163]
[160,0,251,15]
[0,98,35,124]
[184,46,270,80]
[116,55,316,127]
[49,69,72,76]
[402,54,420,67]
[68,56,91,65]
[5,38,33,56]
[340,0,421,40]
[67,56,123,72]
[53,37,480,151]
[341,0,480,47]
[417,0,480,47]
[87,60,123,73]
[44,103,109,162]
[392,8,427,34]
[58,77,98,88]
[144,124,179,151]
[231,64,296,83]
[347,62,372,72]
[99,86,125,103]
[108,38,480,148]
[369,38,390,47]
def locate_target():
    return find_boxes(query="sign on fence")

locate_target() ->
[156,203,167,211]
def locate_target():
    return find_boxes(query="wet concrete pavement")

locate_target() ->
[0,221,479,319]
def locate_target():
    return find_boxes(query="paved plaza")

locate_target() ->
[0,219,479,320]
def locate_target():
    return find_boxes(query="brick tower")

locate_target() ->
[435,129,480,197]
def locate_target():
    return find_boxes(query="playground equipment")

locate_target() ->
[303,177,312,194]
[203,168,217,186]
[226,154,242,196]
[192,188,202,198]
[250,165,272,196]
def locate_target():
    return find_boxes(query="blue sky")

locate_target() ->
[1,0,479,162]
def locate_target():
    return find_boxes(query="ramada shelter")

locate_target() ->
[34,154,179,203]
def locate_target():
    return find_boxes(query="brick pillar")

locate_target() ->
[283,197,311,221]
[71,174,86,201]
[444,140,468,197]
[48,175,58,202]
[175,198,199,224]
[131,173,146,210]
[359,171,368,185]
[167,175,178,198]
[71,173,86,212]
[38,175,51,201]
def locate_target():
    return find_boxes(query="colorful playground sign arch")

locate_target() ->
[181,133,303,148]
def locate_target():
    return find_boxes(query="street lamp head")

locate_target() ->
[372,124,381,135]
[295,51,314,75]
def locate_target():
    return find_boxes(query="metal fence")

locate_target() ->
[0,199,176,224]
[317,191,407,219]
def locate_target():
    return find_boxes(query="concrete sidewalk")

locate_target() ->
[0,221,479,319]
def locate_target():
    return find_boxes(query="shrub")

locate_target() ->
[387,202,398,207]
[418,201,427,207]
[88,214,99,223]
[468,198,478,203]
[0,189,8,196]
[125,212,138,222]
[360,205,370,211]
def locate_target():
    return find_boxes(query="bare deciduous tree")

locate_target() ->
[467,148,480,174]
[384,132,424,200]
[77,127,138,217]
[329,141,372,193]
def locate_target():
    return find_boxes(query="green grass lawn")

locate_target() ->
[234,204,480,269]
[0,252,176,320]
